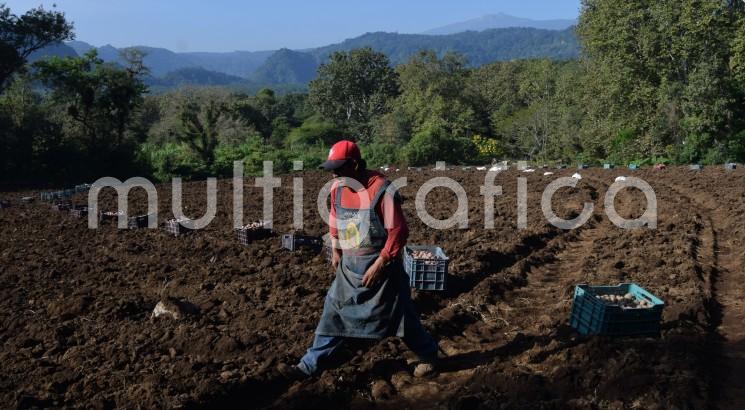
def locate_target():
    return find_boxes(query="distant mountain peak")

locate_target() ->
[424,13,577,35]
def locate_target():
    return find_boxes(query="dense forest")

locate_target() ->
[2,1,745,187]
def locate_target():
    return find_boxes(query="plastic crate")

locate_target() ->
[74,184,91,193]
[569,283,665,337]
[40,192,60,202]
[51,202,72,212]
[164,219,195,236]
[578,164,589,170]
[99,211,125,223]
[725,163,737,170]
[235,222,272,245]
[21,197,34,204]
[404,246,449,291]
[689,164,702,171]
[603,163,614,169]
[628,164,639,170]
[128,214,153,229]
[70,206,88,218]
[0,200,10,209]
[281,234,323,251]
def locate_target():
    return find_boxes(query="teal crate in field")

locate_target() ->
[569,283,664,337]
[404,246,448,291]
[628,164,639,170]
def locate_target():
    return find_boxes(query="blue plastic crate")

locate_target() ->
[569,283,664,337]
[404,246,448,291]
[281,234,323,251]
[628,164,639,170]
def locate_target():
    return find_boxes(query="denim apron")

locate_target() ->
[315,178,407,339]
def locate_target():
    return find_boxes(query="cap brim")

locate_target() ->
[319,159,348,170]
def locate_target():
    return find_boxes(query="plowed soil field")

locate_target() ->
[1,166,744,409]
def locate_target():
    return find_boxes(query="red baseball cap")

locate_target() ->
[320,140,362,170]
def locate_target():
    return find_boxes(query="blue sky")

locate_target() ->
[5,0,581,52]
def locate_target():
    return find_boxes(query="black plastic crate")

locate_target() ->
[70,206,88,218]
[282,234,323,251]
[74,184,91,193]
[164,219,195,237]
[235,222,272,245]
[127,214,153,229]
[569,283,665,337]
[99,211,126,223]
[40,191,60,202]
[52,202,72,212]
[403,246,449,291]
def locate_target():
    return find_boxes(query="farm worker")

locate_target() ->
[279,140,438,379]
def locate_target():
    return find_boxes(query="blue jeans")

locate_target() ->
[298,299,438,376]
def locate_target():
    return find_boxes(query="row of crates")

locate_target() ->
[40,190,74,202]
[39,184,90,202]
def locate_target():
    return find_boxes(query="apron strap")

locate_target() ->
[370,180,391,210]
[334,179,345,211]
[334,177,391,211]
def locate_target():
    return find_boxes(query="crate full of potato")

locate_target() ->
[569,283,665,337]
[403,246,449,291]
[164,218,196,237]
[234,221,272,245]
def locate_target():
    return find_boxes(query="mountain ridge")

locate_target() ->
[423,12,577,35]
[32,22,580,89]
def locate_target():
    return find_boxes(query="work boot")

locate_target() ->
[276,363,308,382]
[413,361,437,378]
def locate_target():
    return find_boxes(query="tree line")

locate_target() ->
[2,1,745,187]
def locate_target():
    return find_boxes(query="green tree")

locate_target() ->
[176,98,227,167]
[0,3,74,90]
[35,49,148,149]
[396,51,486,141]
[578,0,738,160]
[402,120,477,166]
[309,47,399,142]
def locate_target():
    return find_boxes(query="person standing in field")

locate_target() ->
[279,140,438,379]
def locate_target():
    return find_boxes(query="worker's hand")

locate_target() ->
[362,257,386,288]
[331,247,342,270]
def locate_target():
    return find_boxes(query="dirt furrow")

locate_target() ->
[665,181,745,409]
